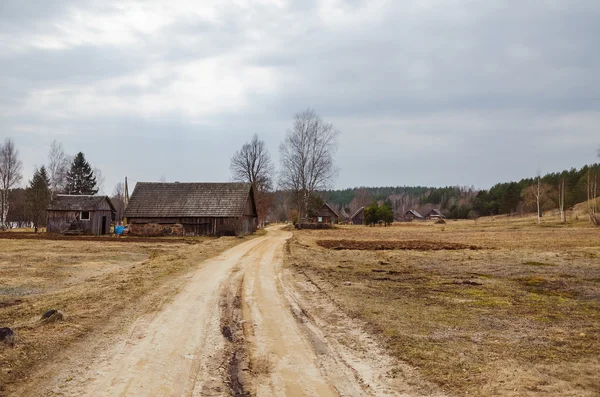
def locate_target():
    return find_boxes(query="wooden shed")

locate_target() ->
[124,182,258,237]
[315,203,340,224]
[402,209,424,222]
[47,195,116,235]
[350,207,365,225]
[426,209,445,220]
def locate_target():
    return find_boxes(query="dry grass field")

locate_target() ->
[0,234,245,394]
[285,216,600,396]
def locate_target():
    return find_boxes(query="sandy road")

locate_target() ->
[15,227,403,397]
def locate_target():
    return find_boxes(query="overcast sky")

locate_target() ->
[1,0,599,193]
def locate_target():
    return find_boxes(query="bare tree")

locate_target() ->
[521,176,552,224]
[279,109,340,219]
[558,177,566,223]
[230,134,275,191]
[0,138,23,228]
[230,134,275,226]
[112,182,125,222]
[535,173,542,225]
[93,167,105,194]
[47,140,70,196]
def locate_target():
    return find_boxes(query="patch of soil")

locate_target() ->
[317,239,480,251]
[0,232,197,244]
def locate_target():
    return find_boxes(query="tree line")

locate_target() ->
[0,138,104,230]
[472,163,600,219]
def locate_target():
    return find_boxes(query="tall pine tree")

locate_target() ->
[25,166,51,231]
[66,152,98,195]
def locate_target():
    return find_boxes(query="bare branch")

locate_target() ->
[0,138,23,228]
[279,109,340,218]
[47,140,70,196]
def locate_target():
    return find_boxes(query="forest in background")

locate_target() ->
[321,163,600,220]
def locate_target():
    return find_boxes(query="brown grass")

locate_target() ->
[285,217,600,396]
[0,236,244,393]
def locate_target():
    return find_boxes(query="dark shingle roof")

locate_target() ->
[350,206,364,220]
[405,209,423,218]
[48,195,115,212]
[124,182,254,218]
[427,209,445,217]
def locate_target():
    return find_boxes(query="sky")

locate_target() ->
[1,0,599,194]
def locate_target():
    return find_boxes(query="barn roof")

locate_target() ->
[319,202,340,218]
[405,209,423,218]
[124,182,254,218]
[48,195,116,212]
[350,206,364,220]
[427,209,445,217]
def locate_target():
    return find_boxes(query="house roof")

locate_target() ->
[124,182,254,218]
[350,206,365,219]
[48,195,116,212]
[404,209,423,218]
[427,209,445,217]
[319,202,340,218]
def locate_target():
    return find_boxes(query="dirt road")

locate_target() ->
[15,228,406,397]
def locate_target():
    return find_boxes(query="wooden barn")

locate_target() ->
[350,207,365,225]
[124,182,258,237]
[402,209,424,222]
[426,209,445,220]
[314,203,340,224]
[47,195,116,235]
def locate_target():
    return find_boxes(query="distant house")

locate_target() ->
[47,195,115,235]
[402,209,424,222]
[350,207,365,225]
[315,203,340,224]
[426,209,445,220]
[124,182,257,236]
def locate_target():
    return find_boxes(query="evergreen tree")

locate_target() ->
[377,202,394,226]
[364,202,379,225]
[25,166,51,232]
[65,152,98,195]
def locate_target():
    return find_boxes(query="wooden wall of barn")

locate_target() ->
[352,209,365,225]
[128,216,257,237]
[47,210,112,235]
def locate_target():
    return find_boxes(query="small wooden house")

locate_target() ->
[350,206,365,225]
[426,209,445,220]
[402,209,424,222]
[124,182,257,236]
[315,203,340,224]
[47,195,116,235]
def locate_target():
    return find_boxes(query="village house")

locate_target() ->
[124,182,257,236]
[350,206,365,225]
[402,209,424,222]
[426,209,446,220]
[47,195,116,235]
[314,203,340,224]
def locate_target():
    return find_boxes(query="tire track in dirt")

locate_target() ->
[19,236,269,397]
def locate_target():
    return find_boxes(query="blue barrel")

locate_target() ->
[115,226,125,235]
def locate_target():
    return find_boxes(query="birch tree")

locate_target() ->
[558,177,566,223]
[47,140,69,196]
[279,109,340,219]
[0,138,23,228]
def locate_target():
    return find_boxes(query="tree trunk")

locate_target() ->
[1,190,8,229]
[536,177,541,225]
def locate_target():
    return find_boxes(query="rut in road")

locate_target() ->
[15,228,407,396]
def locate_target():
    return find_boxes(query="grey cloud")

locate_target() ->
[1,0,599,192]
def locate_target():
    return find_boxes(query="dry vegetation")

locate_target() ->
[285,216,600,396]
[0,234,245,394]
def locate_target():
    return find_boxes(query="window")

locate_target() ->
[80,211,90,221]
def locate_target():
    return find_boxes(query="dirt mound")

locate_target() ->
[317,239,480,251]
